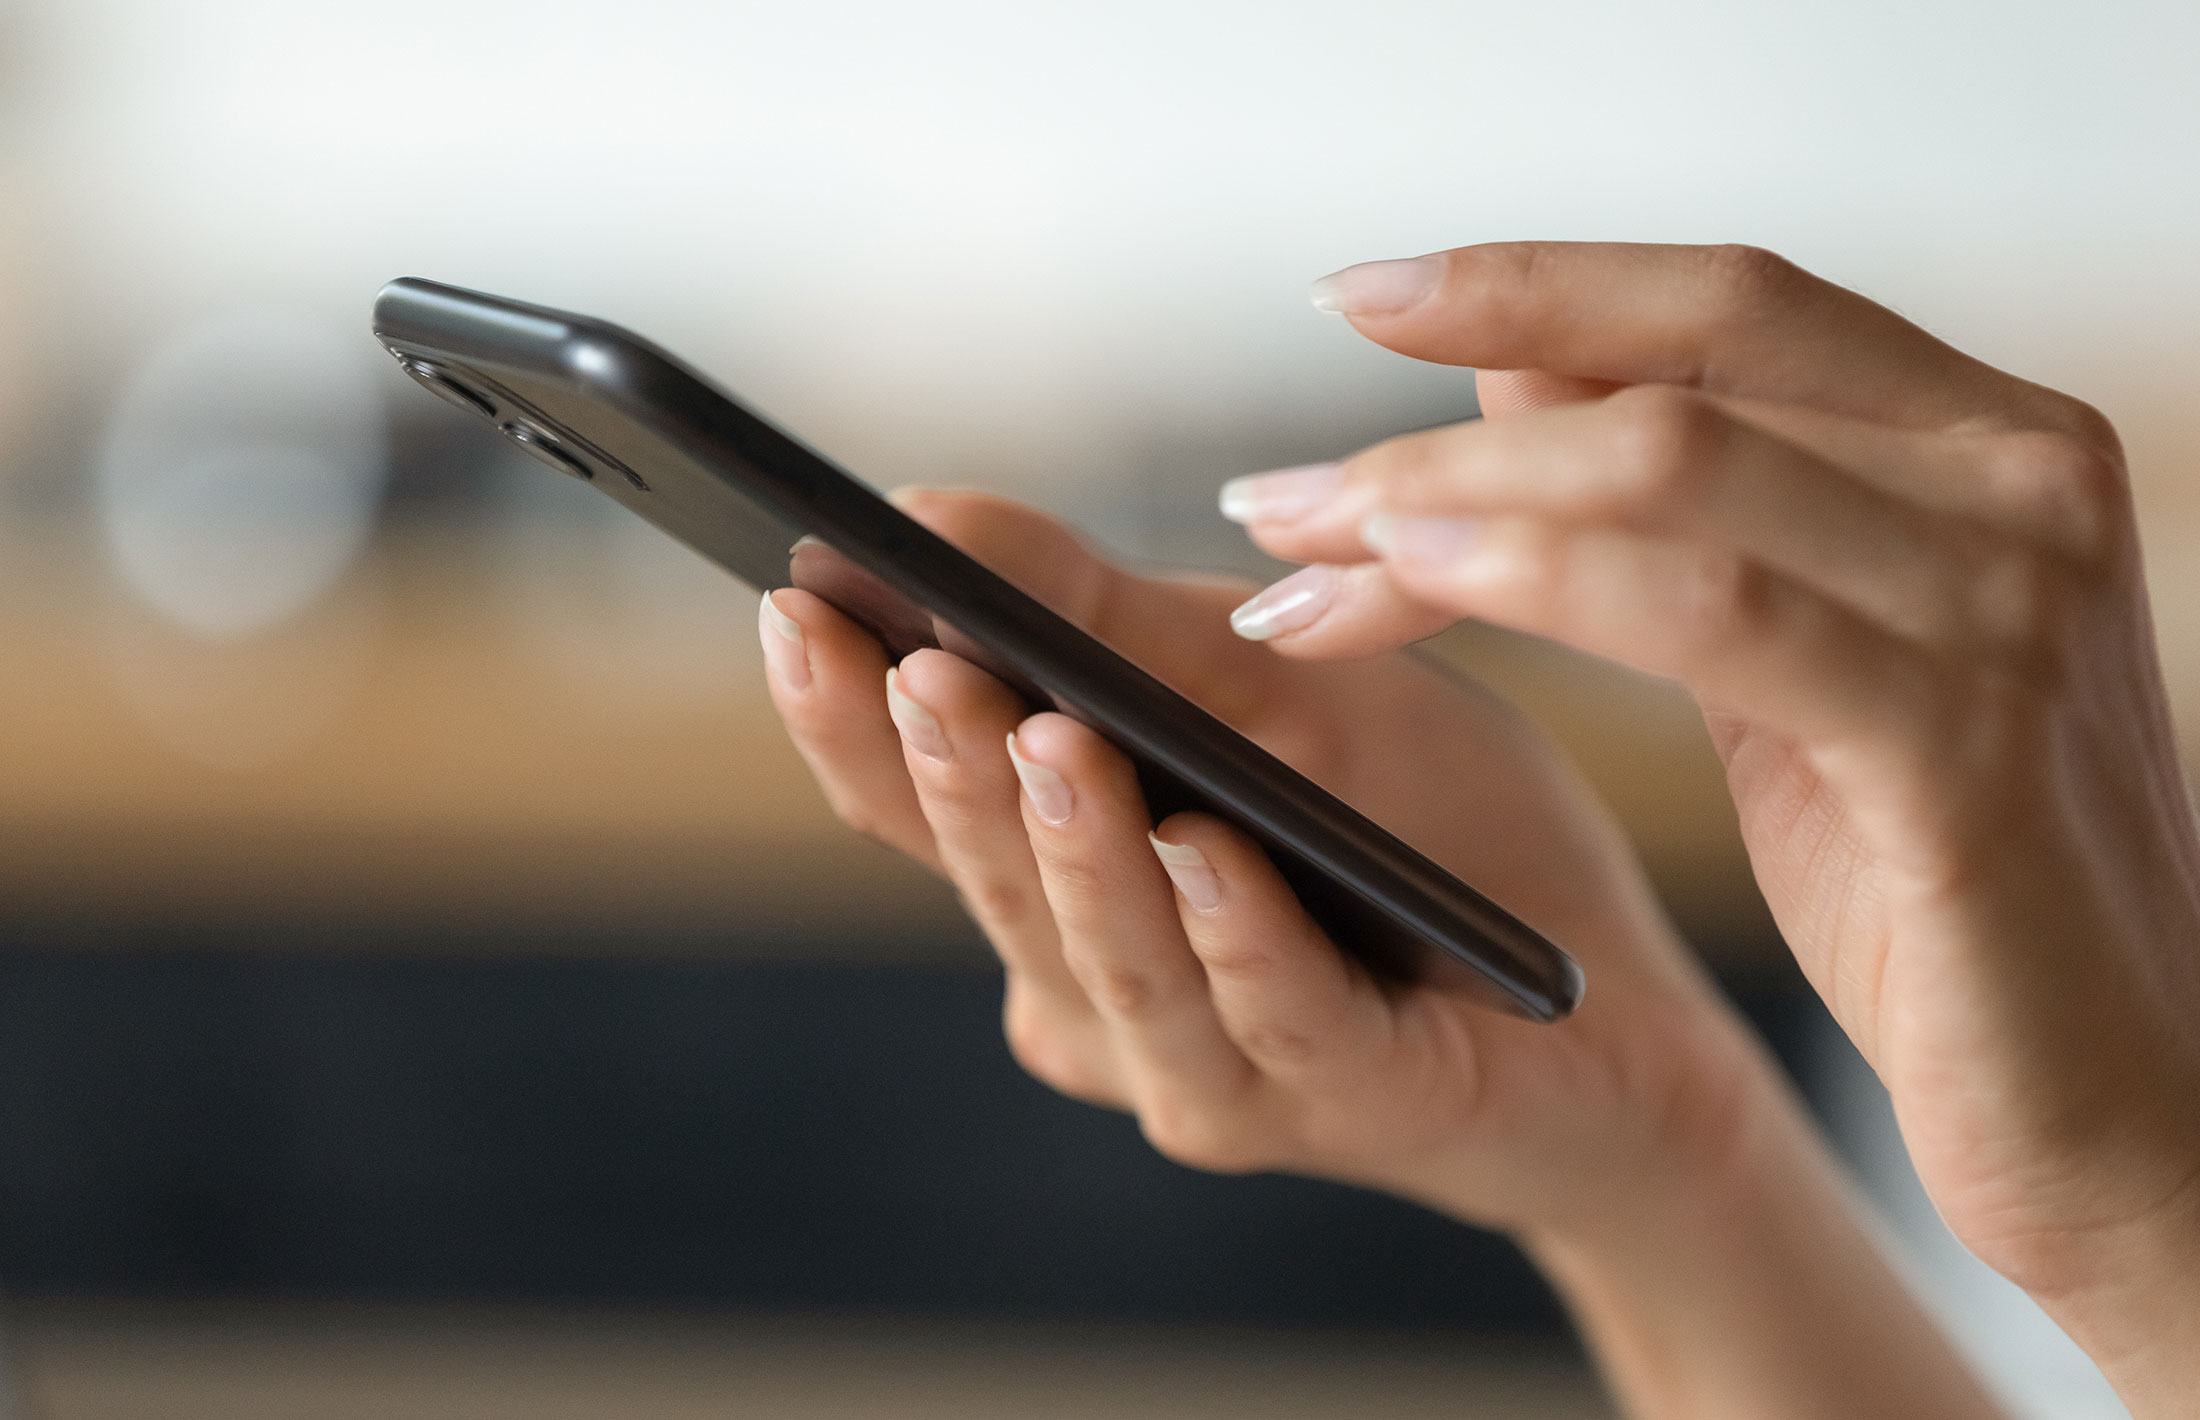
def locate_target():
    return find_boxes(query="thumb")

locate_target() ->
[889,486,1301,717]
[889,485,1112,619]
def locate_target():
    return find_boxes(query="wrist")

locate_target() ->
[1938,1031,2200,1418]
[1419,983,1789,1240]
[1517,1032,1817,1266]
[2023,1163,2200,1419]
[1512,1062,2006,1420]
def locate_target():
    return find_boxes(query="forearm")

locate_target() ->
[1511,1072,2007,1420]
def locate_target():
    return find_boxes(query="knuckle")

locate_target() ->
[957,873,1042,933]
[1033,848,1114,906]
[1702,242,1804,314]
[917,790,988,835]
[1480,518,1569,611]
[1232,1020,1324,1070]
[1001,992,1049,1066]
[1000,994,1062,1078]
[2036,394,2125,461]
[1070,957,1165,1018]
[824,790,891,846]
[1291,1102,1373,1163]
[1989,429,2111,493]
[1350,428,1446,502]
[1001,998,1109,1102]
[1670,548,1774,663]
[1448,241,1533,326]
[1985,431,2131,562]
[1603,384,1724,512]
[1137,1098,1265,1174]
[1188,930,1281,982]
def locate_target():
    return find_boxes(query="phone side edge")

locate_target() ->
[372,279,1584,1021]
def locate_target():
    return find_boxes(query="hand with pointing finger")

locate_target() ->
[1224,240,2200,1418]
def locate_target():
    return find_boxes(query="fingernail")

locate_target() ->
[1005,730,1074,826]
[1229,564,1339,642]
[1149,834,1223,914]
[1360,512,1482,565]
[885,666,950,762]
[1309,255,1442,315]
[1218,461,1343,524]
[759,590,811,690]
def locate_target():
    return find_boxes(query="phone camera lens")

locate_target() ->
[500,420,593,481]
[394,356,496,418]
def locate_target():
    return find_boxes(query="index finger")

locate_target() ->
[1317,241,2061,435]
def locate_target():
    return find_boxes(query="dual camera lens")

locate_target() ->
[394,355,494,419]
[390,351,645,490]
[497,419,592,481]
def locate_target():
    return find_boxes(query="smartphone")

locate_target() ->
[371,278,1584,1021]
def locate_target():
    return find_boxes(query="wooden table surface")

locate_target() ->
[6,1303,1611,1420]
[0,516,1781,958]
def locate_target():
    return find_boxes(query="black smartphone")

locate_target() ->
[372,278,1584,1022]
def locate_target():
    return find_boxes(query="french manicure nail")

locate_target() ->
[1229,564,1340,642]
[1309,255,1442,315]
[1006,730,1074,825]
[1360,512,1482,565]
[1149,834,1223,914]
[885,666,950,762]
[759,591,811,690]
[1218,462,1343,524]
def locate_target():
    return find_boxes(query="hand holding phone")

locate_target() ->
[756,484,1766,1227]
[372,278,1583,1019]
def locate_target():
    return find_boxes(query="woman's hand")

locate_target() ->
[758,488,2004,1419]
[1223,240,2200,1414]
[761,489,1744,1224]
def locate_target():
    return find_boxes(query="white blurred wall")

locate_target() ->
[10,0,2200,481]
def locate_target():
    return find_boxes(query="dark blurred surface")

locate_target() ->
[0,931,1815,1327]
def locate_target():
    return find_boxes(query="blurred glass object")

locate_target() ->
[99,557,382,771]
[96,310,386,639]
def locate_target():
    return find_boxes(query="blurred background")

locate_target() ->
[0,0,2194,1415]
